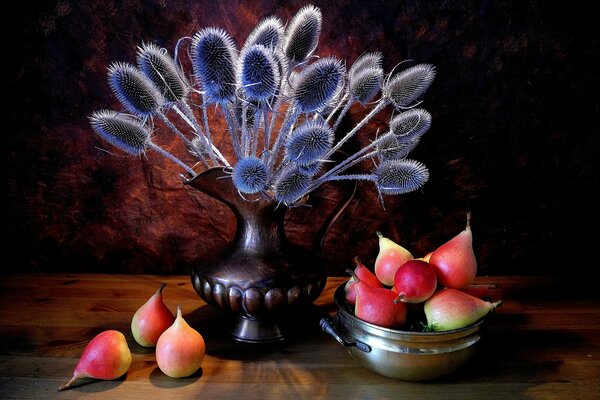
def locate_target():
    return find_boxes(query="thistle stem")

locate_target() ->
[325,99,388,158]
[148,142,196,174]
[325,91,350,124]
[331,96,355,132]
[222,105,242,161]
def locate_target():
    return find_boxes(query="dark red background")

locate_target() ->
[3,1,598,276]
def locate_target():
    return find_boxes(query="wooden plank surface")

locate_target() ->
[0,274,599,399]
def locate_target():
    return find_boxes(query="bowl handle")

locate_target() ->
[320,317,371,353]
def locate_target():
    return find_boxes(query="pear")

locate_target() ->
[131,283,175,347]
[429,212,477,289]
[353,276,407,328]
[393,259,437,303]
[345,257,383,304]
[156,305,206,378]
[424,288,502,331]
[374,231,414,286]
[58,330,132,391]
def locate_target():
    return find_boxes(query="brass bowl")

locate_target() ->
[320,283,485,381]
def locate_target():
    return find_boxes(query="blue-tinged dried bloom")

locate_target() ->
[108,62,163,117]
[89,110,149,155]
[243,16,285,51]
[282,4,322,64]
[136,42,189,103]
[273,165,312,205]
[349,66,383,104]
[292,57,345,113]
[191,27,238,104]
[375,159,430,195]
[389,108,432,139]
[349,52,383,78]
[238,44,280,103]
[232,156,268,194]
[383,64,436,109]
[285,120,333,166]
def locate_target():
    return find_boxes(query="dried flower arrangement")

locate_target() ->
[89,4,435,207]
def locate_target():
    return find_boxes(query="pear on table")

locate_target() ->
[156,305,206,378]
[58,330,132,391]
[131,282,175,347]
[345,257,383,305]
[429,212,477,289]
[374,231,414,286]
[424,288,502,331]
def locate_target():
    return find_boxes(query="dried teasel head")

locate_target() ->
[383,64,436,109]
[282,4,322,66]
[285,119,334,166]
[136,42,189,104]
[238,44,280,103]
[191,27,238,104]
[292,57,345,113]
[107,62,163,117]
[89,110,150,156]
[232,156,268,194]
[375,159,430,195]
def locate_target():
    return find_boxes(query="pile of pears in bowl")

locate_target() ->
[321,212,502,381]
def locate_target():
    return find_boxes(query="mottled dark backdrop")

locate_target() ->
[3,0,598,276]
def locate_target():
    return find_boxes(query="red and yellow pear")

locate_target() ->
[353,273,407,328]
[156,305,205,378]
[345,257,383,305]
[429,212,477,289]
[424,288,501,331]
[59,330,132,391]
[393,259,437,303]
[131,283,175,347]
[374,231,414,286]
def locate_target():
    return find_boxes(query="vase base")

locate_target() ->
[229,315,287,343]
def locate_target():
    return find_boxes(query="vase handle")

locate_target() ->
[311,181,358,253]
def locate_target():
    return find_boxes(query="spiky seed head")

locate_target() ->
[349,66,383,104]
[383,64,436,109]
[136,42,189,103]
[283,4,322,64]
[285,120,333,166]
[107,62,163,117]
[389,108,432,139]
[292,57,345,113]
[375,159,429,195]
[238,44,280,102]
[298,161,323,176]
[191,27,238,104]
[243,16,285,51]
[232,156,268,194]
[89,110,150,155]
[349,52,383,78]
[377,134,421,161]
[274,165,312,205]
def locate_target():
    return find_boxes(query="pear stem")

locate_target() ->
[176,304,183,318]
[345,268,359,282]
[376,231,383,239]
[393,294,404,304]
[58,374,78,391]
[491,299,503,310]
[156,282,166,295]
[465,211,472,230]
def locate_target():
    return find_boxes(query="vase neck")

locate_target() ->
[185,166,287,254]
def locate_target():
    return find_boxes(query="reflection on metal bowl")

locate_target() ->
[320,283,486,381]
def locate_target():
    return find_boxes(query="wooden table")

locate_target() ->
[0,274,598,399]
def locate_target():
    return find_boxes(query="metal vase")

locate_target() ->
[185,166,353,343]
